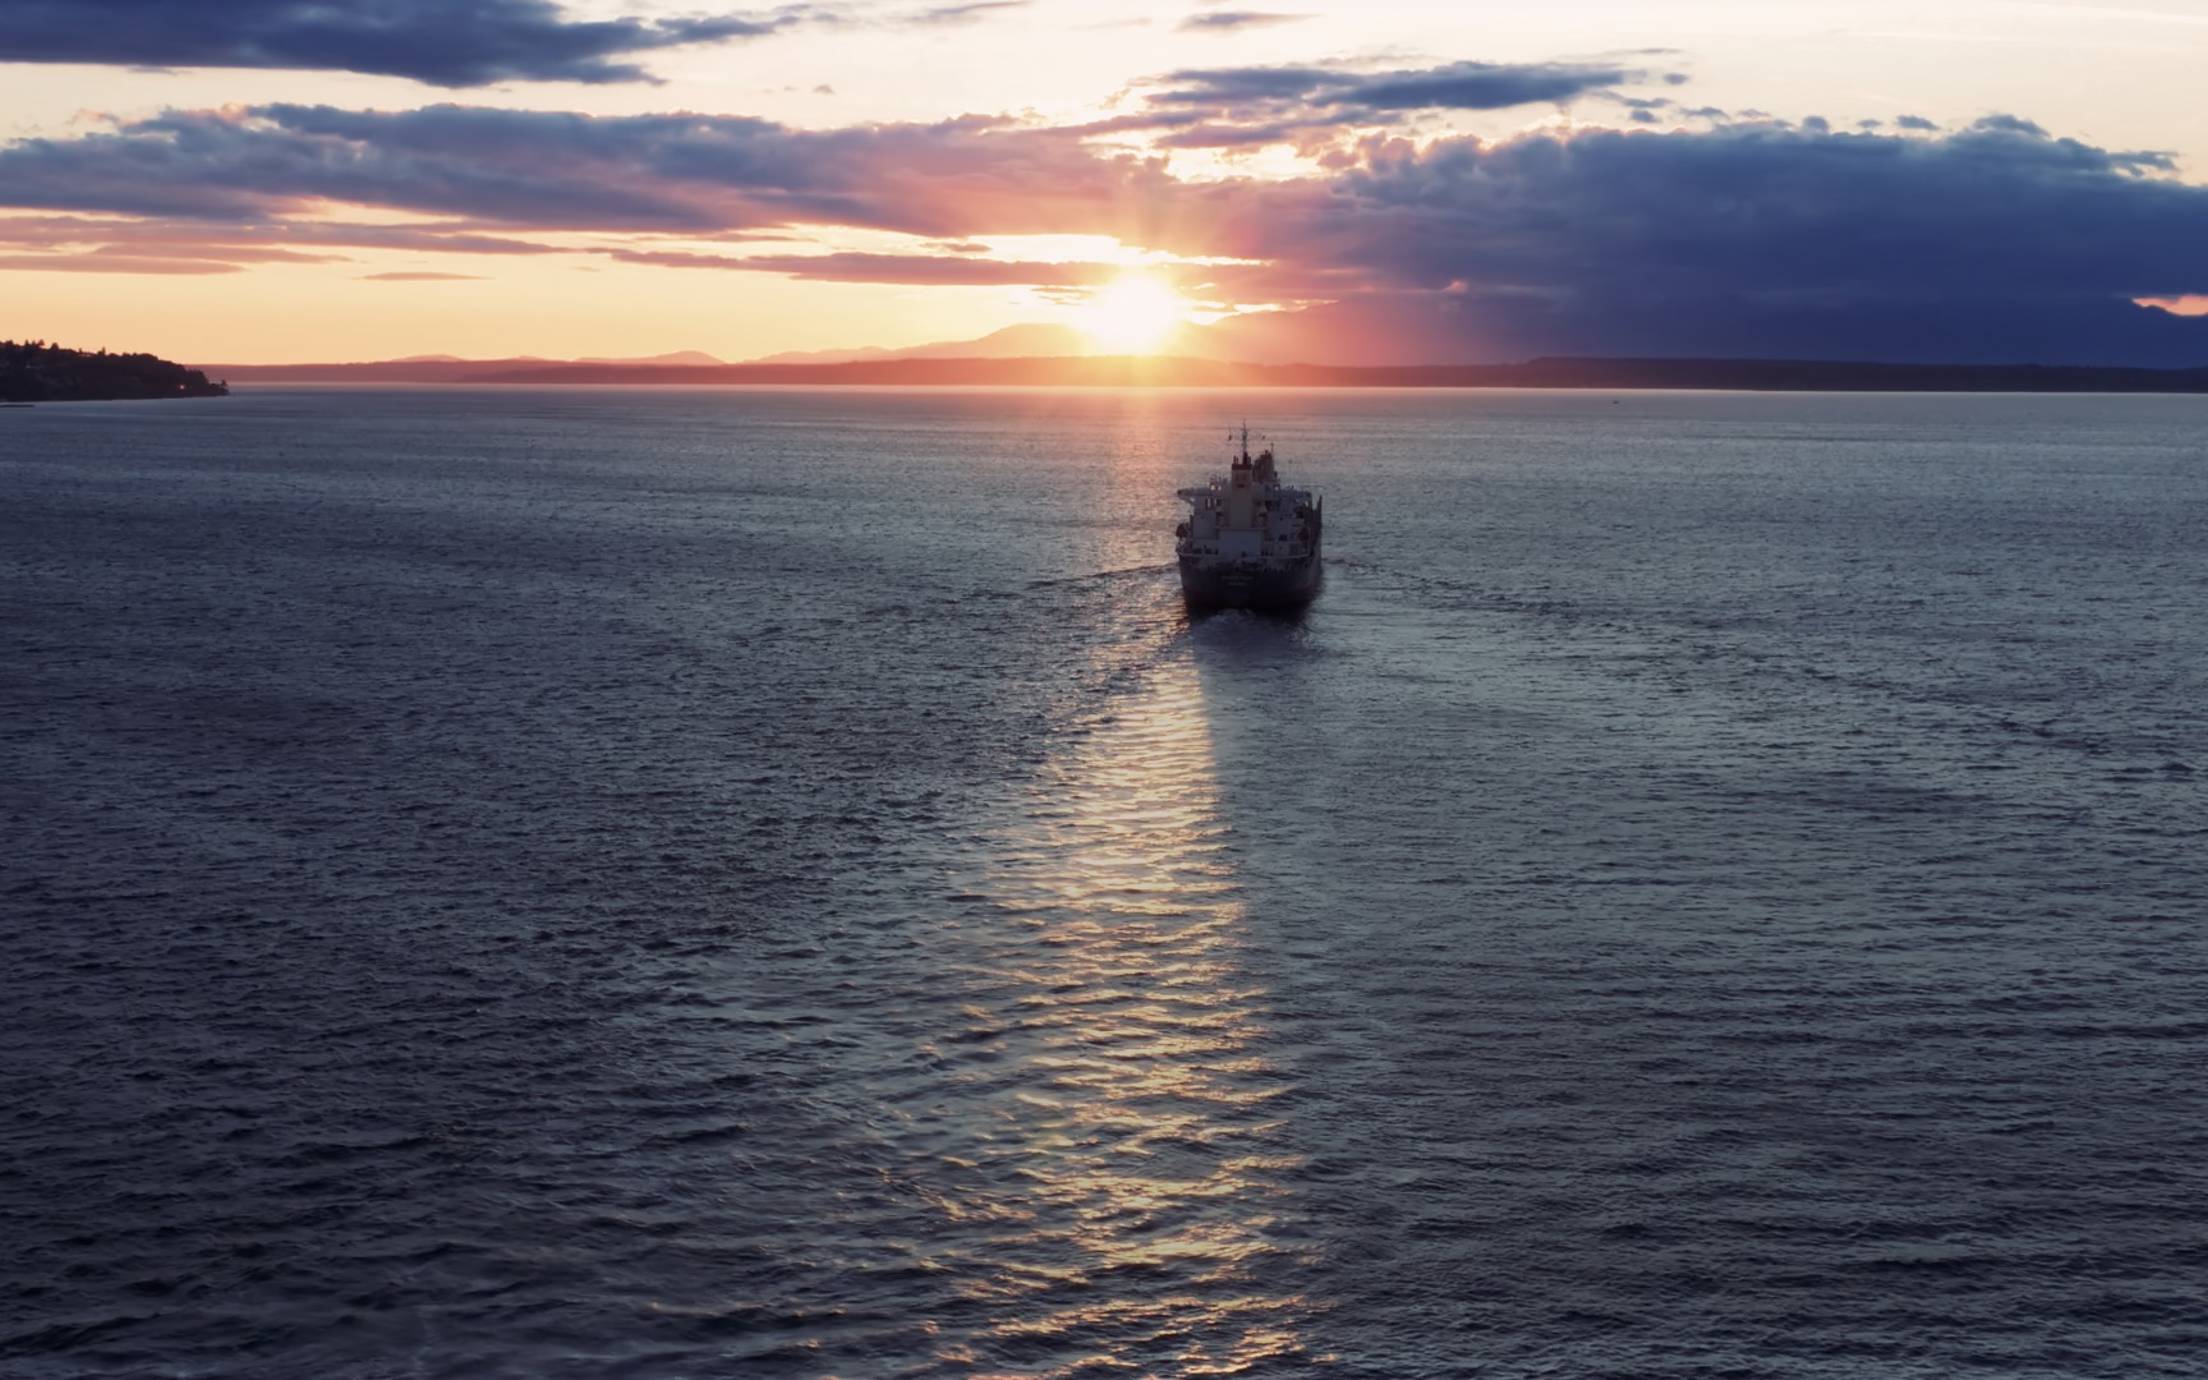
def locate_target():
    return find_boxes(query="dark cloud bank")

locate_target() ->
[1,75,2204,363]
[0,0,805,85]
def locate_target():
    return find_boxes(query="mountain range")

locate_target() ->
[190,312,2208,391]
[198,325,1201,380]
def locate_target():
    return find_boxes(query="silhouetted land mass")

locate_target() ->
[2,341,228,402]
[205,354,2208,392]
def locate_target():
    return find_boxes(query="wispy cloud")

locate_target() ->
[0,212,566,278]
[1106,57,1653,146]
[1147,58,1640,112]
[1178,10,1312,32]
[0,253,241,274]
[904,0,1030,25]
[606,249,1124,284]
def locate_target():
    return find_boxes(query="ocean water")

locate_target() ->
[3,386,2205,1379]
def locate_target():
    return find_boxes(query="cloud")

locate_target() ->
[905,0,1029,23]
[1178,11,1311,32]
[3,93,2207,364]
[1336,62,1636,111]
[1184,119,2208,363]
[1147,58,1637,112]
[606,248,1130,284]
[1116,58,1644,147]
[0,0,808,87]
[0,104,1173,239]
[1153,122,1309,150]
[1973,113,2047,138]
[0,252,241,274]
[0,211,575,281]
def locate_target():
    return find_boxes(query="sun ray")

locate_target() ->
[1077,274,1187,354]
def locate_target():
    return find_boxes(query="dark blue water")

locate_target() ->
[4,387,2205,1378]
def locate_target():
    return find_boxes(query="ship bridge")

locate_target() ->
[1174,429,1320,566]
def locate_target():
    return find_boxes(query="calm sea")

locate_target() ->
[3,387,2205,1378]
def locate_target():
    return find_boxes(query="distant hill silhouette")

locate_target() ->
[200,350,721,382]
[459,355,2208,393]
[577,350,724,366]
[747,321,1260,365]
[192,352,2208,393]
[750,323,1119,365]
[2,340,228,402]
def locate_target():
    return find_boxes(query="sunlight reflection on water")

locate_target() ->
[924,636,1316,1376]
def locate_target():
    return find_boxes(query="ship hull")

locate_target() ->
[1177,552,1324,610]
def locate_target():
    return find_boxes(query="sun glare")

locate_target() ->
[1079,275,1187,354]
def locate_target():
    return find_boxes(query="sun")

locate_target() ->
[1078,274,1187,354]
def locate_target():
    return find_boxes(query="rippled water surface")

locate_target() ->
[5,387,2206,1378]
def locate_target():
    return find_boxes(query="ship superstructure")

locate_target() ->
[1175,427,1323,610]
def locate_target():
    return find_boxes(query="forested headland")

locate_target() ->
[2,341,228,402]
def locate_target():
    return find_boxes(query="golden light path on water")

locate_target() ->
[919,634,1317,1376]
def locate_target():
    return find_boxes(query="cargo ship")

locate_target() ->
[1175,427,1322,610]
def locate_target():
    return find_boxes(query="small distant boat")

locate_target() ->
[1175,426,1323,610]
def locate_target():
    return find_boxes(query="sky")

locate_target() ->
[3,0,2207,365]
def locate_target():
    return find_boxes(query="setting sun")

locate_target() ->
[1078,275,1187,354]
